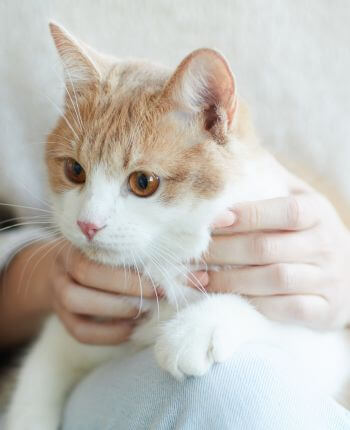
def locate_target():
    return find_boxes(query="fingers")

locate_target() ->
[213,194,322,234]
[211,210,236,229]
[63,250,156,298]
[248,295,330,329]
[207,230,319,265]
[205,264,324,296]
[187,271,209,290]
[54,302,136,344]
[52,273,146,344]
[57,279,144,318]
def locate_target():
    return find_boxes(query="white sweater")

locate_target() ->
[0,141,52,268]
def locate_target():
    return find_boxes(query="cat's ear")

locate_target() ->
[49,22,101,87]
[164,49,237,141]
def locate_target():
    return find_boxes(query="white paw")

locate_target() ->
[155,319,232,379]
[154,295,265,379]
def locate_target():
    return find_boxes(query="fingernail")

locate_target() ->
[211,211,236,229]
[190,271,209,288]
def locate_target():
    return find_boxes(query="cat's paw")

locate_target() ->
[154,295,266,379]
[155,316,232,379]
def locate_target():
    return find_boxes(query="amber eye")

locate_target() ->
[128,171,160,197]
[64,158,86,184]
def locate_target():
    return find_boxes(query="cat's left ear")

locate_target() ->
[49,22,101,88]
[163,49,237,142]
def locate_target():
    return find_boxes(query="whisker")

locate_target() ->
[65,67,84,133]
[50,64,84,134]
[130,251,143,319]
[159,237,208,271]
[64,241,74,269]
[0,222,57,234]
[22,237,65,298]
[0,231,61,295]
[139,257,160,319]
[146,251,181,312]
[44,93,80,141]
[149,243,207,296]
[0,215,53,227]
[0,202,52,214]
[2,173,53,210]
[156,239,208,285]
[49,133,73,144]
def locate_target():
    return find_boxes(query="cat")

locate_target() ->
[5,22,350,430]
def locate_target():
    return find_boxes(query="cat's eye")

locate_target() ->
[128,171,160,197]
[64,158,86,184]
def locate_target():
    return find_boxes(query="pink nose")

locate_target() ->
[77,221,104,241]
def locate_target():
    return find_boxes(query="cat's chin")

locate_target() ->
[79,245,125,266]
[63,236,124,266]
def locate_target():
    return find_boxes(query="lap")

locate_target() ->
[63,344,350,430]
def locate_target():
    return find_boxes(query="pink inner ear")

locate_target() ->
[164,48,237,130]
[204,104,219,131]
[205,56,237,128]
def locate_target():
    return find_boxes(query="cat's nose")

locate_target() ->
[77,221,105,241]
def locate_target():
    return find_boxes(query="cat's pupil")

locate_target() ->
[138,174,148,190]
[73,162,82,176]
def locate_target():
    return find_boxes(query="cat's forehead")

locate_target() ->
[74,62,195,174]
[48,58,229,200]
[106,60,171,94]
[76,104,198,179]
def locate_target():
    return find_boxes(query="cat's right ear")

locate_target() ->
[49,22,101,88]
[163,49,237,143]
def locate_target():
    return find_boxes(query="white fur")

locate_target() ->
[5,148,350,429]
[175,55,216,114]
[3,13,350,427]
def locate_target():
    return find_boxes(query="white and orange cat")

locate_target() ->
[5,23,350,430]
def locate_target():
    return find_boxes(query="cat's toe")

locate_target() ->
[210,327,236,363]
[155,329,214,379]
[154,316,227,379]
[155,295,266,379]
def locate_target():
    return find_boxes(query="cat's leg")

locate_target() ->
[154,294,350,404]
[154,294,269,379]
[4,316,124,430]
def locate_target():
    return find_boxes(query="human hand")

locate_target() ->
[25,241,207,345]
[202,176,350,329]
[47,243,160,344]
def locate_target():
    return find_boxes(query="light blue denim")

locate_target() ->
[62,344,350,430]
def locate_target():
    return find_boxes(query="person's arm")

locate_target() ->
[202,172,350,329]
[0,222,57,347]
[0,238,208,348]
[0,242,53,347]
[0,240,150,348]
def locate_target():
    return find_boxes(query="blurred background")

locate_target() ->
[0,0,349,217]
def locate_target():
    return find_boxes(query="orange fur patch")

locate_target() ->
[46,59,254,203]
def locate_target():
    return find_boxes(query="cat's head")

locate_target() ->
[46,23,253,267]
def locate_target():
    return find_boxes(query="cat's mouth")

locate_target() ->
[60,223,142,266]
[59,228,121,264]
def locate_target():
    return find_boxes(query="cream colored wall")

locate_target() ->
[1,0,349,203]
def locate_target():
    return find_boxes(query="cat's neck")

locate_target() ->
[228,150,289,205]
[228,99,289,204]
